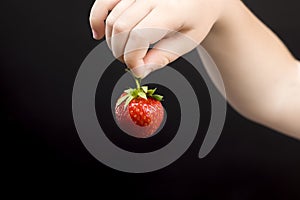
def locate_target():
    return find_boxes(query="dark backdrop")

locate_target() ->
[1,0,300,199]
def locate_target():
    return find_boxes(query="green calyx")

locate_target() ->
[116,69,164,109]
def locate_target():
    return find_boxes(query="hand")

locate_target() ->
[89,0,228,78]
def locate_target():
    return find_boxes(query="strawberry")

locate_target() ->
[115,75,164,138]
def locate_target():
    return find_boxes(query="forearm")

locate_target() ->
[202,0,300,138]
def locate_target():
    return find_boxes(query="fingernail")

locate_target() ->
[131,65,153,79]
[92,29,99,39]
[131,66,146,78]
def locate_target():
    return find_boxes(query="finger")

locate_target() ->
[105,0,135,50]
[141,30,200,78]
[111,1,153,60]
[89,0,120,40]
[123,9,183,77]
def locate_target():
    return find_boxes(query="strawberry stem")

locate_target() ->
[135,78,141,89]
[117,68,163,109]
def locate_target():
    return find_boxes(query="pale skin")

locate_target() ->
[89,0,300,139]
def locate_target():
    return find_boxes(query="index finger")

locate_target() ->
[89,0,121,39]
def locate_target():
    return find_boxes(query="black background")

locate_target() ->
[1,0,300,199]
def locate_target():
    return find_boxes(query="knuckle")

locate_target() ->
[161,55,171,66]
[123,54,135,65]
[113,21,128,33]
[130,28,144,40]
[112,50,119,58]
[105,16,115,27]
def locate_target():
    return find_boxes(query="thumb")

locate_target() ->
[140,32,199,78]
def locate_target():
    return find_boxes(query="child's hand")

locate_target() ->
[89,0,228,78]
[90,0,300,138]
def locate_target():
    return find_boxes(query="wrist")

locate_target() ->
[201,0,247,49]
[212,0,243,34]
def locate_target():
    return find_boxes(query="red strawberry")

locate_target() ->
[115,78,164,138]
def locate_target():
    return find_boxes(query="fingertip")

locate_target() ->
[92,29,100,40]
[130,64,160,79]
[91,22,105,40]
[90,0,121,41]
[131,66,148,79]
